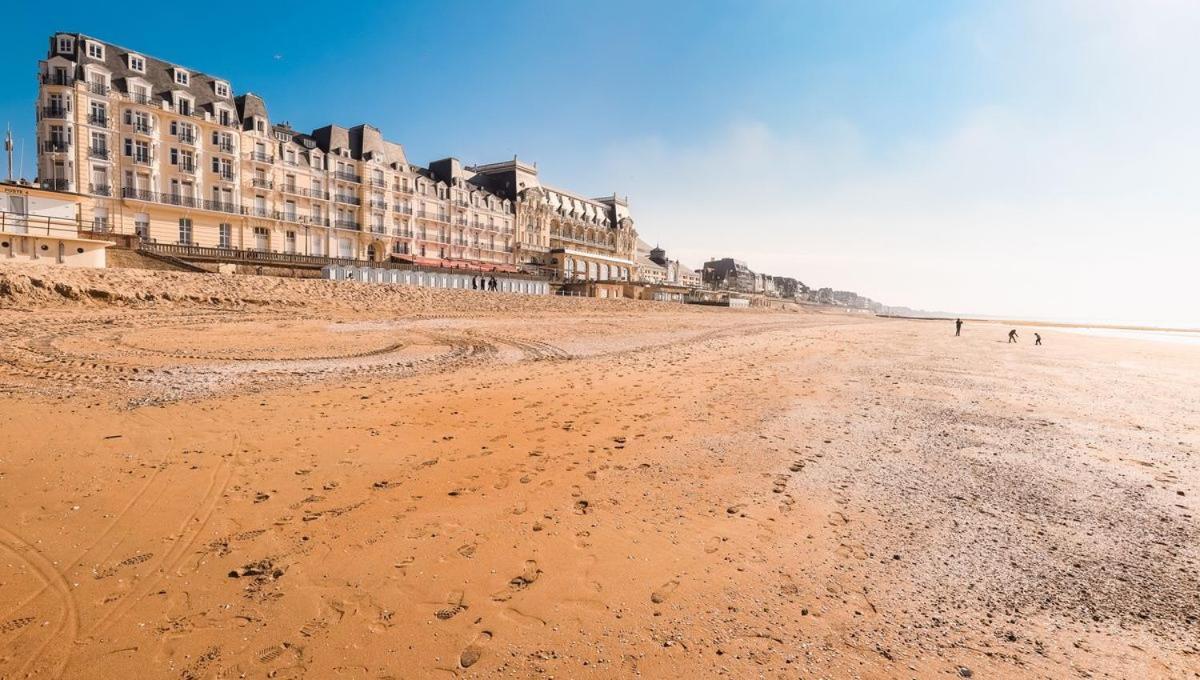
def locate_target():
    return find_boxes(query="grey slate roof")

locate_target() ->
[49,33,237,121]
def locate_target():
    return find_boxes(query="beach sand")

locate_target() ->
[0,265,1197,679]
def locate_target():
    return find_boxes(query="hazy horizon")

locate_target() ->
[3,1,1197,326]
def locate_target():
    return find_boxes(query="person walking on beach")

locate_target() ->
[1008,329,1019,343]
[490,276,498,291]
[955,318,963,336]
[472,276,478,290]
[1034,332,1042,346]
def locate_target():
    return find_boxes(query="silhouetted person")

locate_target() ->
[1008,329,1018,343]
[1034,333,1042,346]
[471,276,478,290]
[955,318,963,336]
[490,276,498,291]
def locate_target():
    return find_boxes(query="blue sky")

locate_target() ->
[4,2,1198,326]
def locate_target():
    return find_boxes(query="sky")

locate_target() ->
[3,1,1198,327]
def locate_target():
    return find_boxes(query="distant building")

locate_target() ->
[702,257,756,293]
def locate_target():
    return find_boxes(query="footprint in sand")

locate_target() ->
[1,616,36,634]
[651,579,680,604]
[256,643,289,664]
[460,630,493,669]
[491,560,540,601]
[436,591,468,620]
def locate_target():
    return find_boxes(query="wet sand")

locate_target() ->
[0,267,1197,679]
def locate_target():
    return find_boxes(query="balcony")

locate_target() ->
[418,212,449,223]
[41,73,74,86]
[251,177,274,190]
[215,171,236,182]
[369,199,388,210]
[178,161,197,174]
[131,122,153,135]
[367,177,387,188]
[88,82,110,96]
[393,185,414,195]
[334,194,361,206]
[41,178,71,191]
[120,186,241,215]
[249,151,274,164]
[132,154,153,166]
[162,193,202,208]
[243,206,272,218]
[204,199,239,214]
[87,114,108,128]
[334,219,361,230]
[89,184,112,197]
[88,146,111,160]
[215,141,235,154]
[41,106,68,119]
[42,140,69,153]
[177,130,196,144]
[334,170,360,183]
[127,92,153,106]
[394,205,413,215]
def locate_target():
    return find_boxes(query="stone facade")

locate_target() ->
[33,33,639,276]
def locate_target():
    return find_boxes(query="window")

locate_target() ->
[214,81,229,98]
[57,35,74,54]
[128,54,145,72]
[89,101,106,124]
[176,95,192,116]
[285,231,296,253]
[218,108,232,126]
[218,223,231,248]
[170,148,178,165]
[134,213,150,240]
[87,42,104,59]
[178,218,193,245]
[174,69,189,86]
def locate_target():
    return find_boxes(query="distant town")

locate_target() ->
[3,31,912,314]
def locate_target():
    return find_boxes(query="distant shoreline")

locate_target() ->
[877,314,1200,335]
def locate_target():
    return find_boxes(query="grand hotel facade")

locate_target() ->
[34,33,639,280]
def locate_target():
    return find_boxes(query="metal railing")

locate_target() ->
[88,82,110,96]
[334,194,361,205]
[41,178,71,191]
[251,178,273,189]
[43,140,70,152]
[394,205,413,215]
[41,73,74,86]
[0,210,84,238]
[87,114,108,127]
[215,141,235,154]
[334,170,361,183]
[89,184,112,196]
[88,146,110,160]
[334,219,362,230]
[369,199,388,210]
[177,130,196,144]
[41,106,68,119]
[119,186,242,215]
[249,151,274,164]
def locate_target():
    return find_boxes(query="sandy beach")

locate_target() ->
[0,265,1197,679]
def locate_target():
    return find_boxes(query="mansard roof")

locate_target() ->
[50,33,237,121]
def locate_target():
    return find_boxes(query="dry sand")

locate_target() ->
[0,264,1197,679]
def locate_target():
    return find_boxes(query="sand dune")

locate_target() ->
[0,265,1196,679]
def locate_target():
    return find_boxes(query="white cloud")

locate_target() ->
[592,1,1200,326]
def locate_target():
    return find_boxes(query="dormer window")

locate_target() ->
[214,81,229,98]
[56,35,74,54]
[86,41,104,60]
[174,69,189,86]
[176,94,193,116]
[128,54,145,73]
